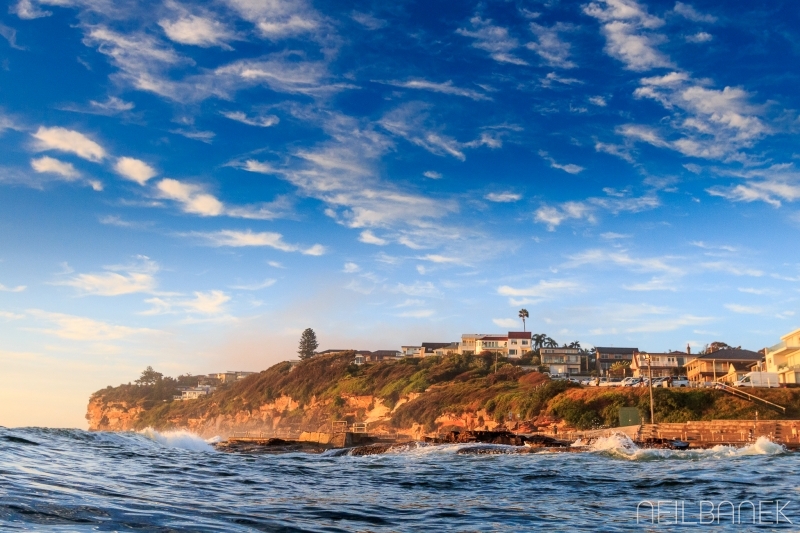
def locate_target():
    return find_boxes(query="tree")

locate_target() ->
[298,328,319,360]
[135,366,163,386]
[569,341,581,349]
[532,333,547,351]
[518,308,529,332]
[608,360,631,377]
[544,337,559,348]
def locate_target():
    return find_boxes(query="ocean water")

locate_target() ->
[1,427,798,531]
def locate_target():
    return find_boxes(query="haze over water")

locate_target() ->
[1,427,797,531]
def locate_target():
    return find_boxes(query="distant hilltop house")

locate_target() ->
[763,327,800,384]
[595,347,638,376]
[630,349,692,379]
[215,371,256,384]
[458,332,533,357]
[174,384,215,401]
[540,347,583,376]
[684,349,762,383]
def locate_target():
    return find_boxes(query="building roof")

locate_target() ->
[689,348,762,362]
[508,331,532,339]
[422,342,452,351]
[595,347,638,356]
[479,336,507,341]
[371,350,401,356]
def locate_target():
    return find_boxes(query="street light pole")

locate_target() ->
[646,352,655,425]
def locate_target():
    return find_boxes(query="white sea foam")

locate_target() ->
[138,428,216,452]
[590,433,786,461]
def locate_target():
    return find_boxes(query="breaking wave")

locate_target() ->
[590,433,786,461]
[137,427,217,452]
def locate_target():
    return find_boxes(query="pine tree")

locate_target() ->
[298,328,319,360]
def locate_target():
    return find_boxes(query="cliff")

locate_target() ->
[86,351,800,438]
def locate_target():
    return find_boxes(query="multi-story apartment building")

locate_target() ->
[595,347,638,376]
[764,327,800,383]
[540,347,582,375]
[630,351,689,378]
[684,348,762,383]
[458,332,532,358]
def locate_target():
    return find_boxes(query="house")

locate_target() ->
[421,342,454,356]
[430,343,460,356]
[180,386,213,400]
[630,350,690,378]
[507,331,532,358]
[365,350,402,362]
[215,371,255,383]
[764,327,800,383]
[684,348,762,383]
[457,332,531,357]
[353,354,366,365]
[720,362,756,384]
[540,347,582,376]
[595,347,638,376]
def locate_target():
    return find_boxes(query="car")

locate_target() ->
[669,377,690,387]
[620,377,642,387]
[600,377,624,387]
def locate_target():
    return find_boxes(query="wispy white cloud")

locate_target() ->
[539,150,584,174]
[535,202,595,231]
[189,229,325,255]
[359,230,388,245]
[589,96,607,107]
[30,156,80,179]
[396,309,434,318]
[229,278,276,290]
[221,111,279,127]
[485,192,522,203]
[28,309,155,341]
[142,290,231,316]
[567,249,684,275]
[701,262,763,277]
[724,303,763,314]
[379,79,491,101]
[423,171,442,179]
[493,318,519,328]
[497,279,581,305]
[526,22,575,69]
[673,2,717,23]
[32,126,105,162]
[57,256,159,296]
[686,32,712,43]
[584,0,671,71]
[457,16,528,65]
[115,157,156,185]
[0,282,26,292]
[351,11,386,30]
[10,0,50,19]
[157,179,224,216]
[343,262,360,273]
[159,12,235,49]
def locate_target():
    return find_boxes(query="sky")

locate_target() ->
[1,0,800,428]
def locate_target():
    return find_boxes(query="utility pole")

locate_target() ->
[646,352,655,425]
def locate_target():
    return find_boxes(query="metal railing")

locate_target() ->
[715,383,786,413]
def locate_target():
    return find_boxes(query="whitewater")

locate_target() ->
[1,427,799,531]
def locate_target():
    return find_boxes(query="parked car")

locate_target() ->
[600,377,623,387]
[670,377,690,387]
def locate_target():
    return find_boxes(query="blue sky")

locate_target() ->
[1,0,799,427]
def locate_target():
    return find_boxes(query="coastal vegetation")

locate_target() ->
[88,351,800,434]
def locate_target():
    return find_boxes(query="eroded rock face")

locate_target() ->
[86,390,504,439]
[86,398,143,431]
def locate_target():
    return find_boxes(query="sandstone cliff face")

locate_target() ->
[86,398,144,431]
[86,392,432,438]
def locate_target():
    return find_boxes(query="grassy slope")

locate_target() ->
[90,352,800,431]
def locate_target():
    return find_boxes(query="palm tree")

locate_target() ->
[518,309,529,332]
[569,341,581,349]
[532,333,547,351]
[544,337,558,348]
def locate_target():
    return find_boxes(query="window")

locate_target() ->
[509,349,517,355]
[522,340,528,345]
[510,340,517,345]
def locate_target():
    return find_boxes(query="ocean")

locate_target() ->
[1,426,798,531]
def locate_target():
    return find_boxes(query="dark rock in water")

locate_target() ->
[347,444,395,456]
[424,430,569,448]
[214,438,328,455]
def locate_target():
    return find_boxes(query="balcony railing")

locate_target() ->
[769,341,787,353]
